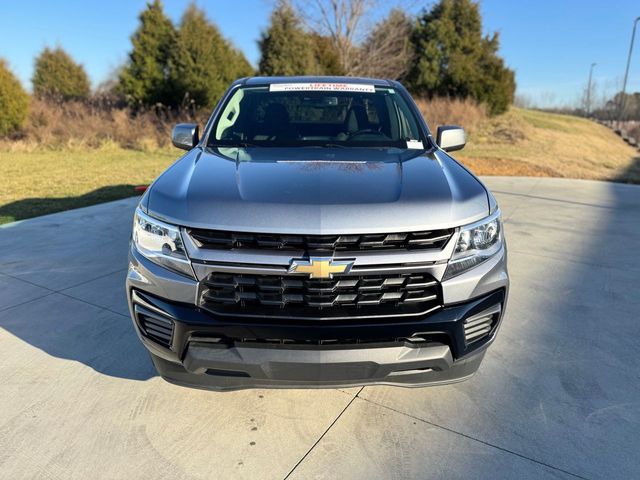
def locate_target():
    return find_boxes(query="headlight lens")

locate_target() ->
[444,210,503,280]
[132,208,194,277]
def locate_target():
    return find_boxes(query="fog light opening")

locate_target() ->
[464,304,501,344]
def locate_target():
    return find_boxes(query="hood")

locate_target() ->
[147,147,488,234]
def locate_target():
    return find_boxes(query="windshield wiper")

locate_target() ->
[312,143,350,149]
[321,143,395,150]
[209,141,260,148]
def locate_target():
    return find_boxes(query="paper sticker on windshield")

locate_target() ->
[406,139,424,149]
[269,83,375,93]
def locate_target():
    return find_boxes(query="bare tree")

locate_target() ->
[351,8,414,79]
[295,0,378,75]
[514,94,534,109]
[539,91,557,108]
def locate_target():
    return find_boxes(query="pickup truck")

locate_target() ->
[127,76,508,391]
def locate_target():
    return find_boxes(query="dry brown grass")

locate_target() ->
[0,99,207,152]
[415,97,488,134]
[9,97,489,151]
[416,97,639,183]
[458,108,640,183]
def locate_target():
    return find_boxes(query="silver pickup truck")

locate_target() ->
[127,76,508,391]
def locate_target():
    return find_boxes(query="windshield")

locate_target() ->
[208,83,425,149]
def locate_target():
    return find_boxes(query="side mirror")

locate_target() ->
[172,123,199,150]
[436,125,466,152]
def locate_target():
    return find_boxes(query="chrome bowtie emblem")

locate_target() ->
[288,257,354,279]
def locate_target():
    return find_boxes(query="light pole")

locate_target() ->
[586,62,596,116]
[619,16,640,120]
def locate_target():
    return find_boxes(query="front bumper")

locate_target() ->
[128,268,506,390]
[150,341,488,391]
[127,240,508,391]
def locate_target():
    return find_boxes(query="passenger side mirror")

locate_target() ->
[172,123,199,150]
[436,126,466,152]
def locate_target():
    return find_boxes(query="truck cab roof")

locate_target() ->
[239,76,396,88]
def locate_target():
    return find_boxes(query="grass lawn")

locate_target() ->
[1,108,638,225]
[458,108,640,182]
[0,146,177,224]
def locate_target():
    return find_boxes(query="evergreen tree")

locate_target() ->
[231,47,255,79]
[0,59,30,136]
[258,0,315,76]
[408,0,515,115]
[32,47,90,101]
[119,0,176,107]
[475,33,515,115]
[171,4,253,109]
[310,34,344,76]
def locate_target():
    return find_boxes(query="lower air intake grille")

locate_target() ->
[464,304,501,344]
[135,306,174,348]
[221,335,443,348]
[199,272,442,320]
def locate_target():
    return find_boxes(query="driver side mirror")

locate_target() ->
[172,123,199,150]
[436,125,466,152]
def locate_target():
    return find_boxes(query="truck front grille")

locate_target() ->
[188,228,454,253]
[198,272,442,320]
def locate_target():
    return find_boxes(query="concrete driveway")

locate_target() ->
[0,177,638,480]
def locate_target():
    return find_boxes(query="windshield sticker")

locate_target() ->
[269,83,376,93]
[406,139,424,149]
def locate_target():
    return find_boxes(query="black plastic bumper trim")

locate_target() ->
[130,288,506,362]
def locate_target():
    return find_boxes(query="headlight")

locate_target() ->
[443,210,503,280]
[132,208,194,277]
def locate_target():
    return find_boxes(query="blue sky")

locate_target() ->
[0,0,638,107]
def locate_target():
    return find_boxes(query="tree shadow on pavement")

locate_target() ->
[617,155,640,184]
[0,288,158,381]
[0,188,156,382]
[0,184,139,224]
